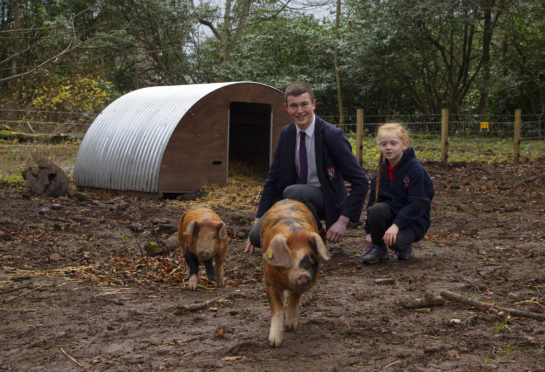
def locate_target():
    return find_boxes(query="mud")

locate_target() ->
[1,161,544,371]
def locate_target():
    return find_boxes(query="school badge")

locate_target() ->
[403,175,410,188]
[327,167,336,180]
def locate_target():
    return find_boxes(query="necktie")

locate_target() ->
[298,132,308,184]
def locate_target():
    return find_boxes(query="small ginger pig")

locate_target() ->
[178,207,228,290]
[260,199,330,347]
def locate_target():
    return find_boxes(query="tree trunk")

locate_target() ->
[333,0,344,126]
[478,1,493,122]
[10,7,20,91]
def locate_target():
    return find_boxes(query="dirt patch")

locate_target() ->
[1,161,545,371]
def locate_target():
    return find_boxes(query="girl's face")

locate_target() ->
[378,131,408,166]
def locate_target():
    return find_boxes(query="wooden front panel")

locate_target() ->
[158,83,290,194]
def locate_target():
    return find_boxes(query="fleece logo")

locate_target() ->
[403,175,410,188]
[327,167,336,180]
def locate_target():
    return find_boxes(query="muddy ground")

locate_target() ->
[1,160,545,371]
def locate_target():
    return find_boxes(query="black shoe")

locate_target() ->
[396,246,413,260]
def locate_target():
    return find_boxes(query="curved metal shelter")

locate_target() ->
[73,82,290,195]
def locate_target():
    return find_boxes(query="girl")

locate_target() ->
[361,123,435,264]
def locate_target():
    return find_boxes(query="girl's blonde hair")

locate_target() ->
[374,123,409,202]
[377,123,409,144]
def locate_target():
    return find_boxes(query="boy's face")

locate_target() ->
[284,93,316,130]
[378,131,408,166]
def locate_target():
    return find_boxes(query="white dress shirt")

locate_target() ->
[296,115,321,187]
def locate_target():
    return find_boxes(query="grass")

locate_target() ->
[492,316,510,331]
[0,142,81,183]
[351,136,545,171]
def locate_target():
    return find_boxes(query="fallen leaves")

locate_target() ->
[447,349,461,359]
[215,326,227,338]
[76,255,186,287]
[222,355,242,361]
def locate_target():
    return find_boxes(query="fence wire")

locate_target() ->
[2,108,544,149]
[335,120,544,141]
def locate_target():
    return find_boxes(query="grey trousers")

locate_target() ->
[367,202,416,250]
[249,184,324,248]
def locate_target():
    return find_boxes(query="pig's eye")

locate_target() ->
[308,254,316,265]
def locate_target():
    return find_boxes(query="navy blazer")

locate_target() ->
[256,115,369,229]
[365,147,435,241]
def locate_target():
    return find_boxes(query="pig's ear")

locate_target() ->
[310,232,330,261]
[263,235,292,267]
[216,222,227,240]
[183,221,199,236]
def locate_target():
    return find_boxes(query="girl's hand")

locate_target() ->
[382,224,399,247]
[364,234,372,246]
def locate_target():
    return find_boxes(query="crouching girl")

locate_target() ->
[361,123,435,264]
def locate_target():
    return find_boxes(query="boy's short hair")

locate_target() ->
[285,81,315,102]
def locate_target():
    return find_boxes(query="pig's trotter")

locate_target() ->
[214,256,224,287]
[204,259,215,282]
[268,288,285,347]
[269,312,284,347]
[188,275,198,290]
[185,252,200,290]
[285,293,301,331]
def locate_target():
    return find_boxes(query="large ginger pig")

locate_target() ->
[260,199,330,347]
[178,207,228,290]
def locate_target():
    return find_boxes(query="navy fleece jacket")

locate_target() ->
[365,148,434,241]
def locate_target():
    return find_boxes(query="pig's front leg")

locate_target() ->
[204,259,215,283]
[185,251,200,290]
[213,255,225,287]
[285,292,301,331]
[267,286,285,347]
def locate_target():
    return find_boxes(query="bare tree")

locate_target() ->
[0,6,90,84]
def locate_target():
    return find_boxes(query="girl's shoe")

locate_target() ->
[396,246,413,260]
[360,245,388,264]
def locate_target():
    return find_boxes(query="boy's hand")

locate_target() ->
[244,218,260,253]
[364,233,372,246]
[383,224,399,246]
[326,215,350,242]
[244,238,255,253]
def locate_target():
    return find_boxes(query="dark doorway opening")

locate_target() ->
[229,102,271,178]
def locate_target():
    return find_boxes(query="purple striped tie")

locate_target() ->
[298,132,308,184]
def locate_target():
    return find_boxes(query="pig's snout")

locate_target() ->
[295,273,311,287]
[198,251,211,259]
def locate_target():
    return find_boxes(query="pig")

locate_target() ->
[178,207,228,290]
[260,199,330,347]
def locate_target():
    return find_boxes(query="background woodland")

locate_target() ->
[1,0,544,126]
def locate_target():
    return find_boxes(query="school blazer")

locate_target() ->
[256,116,369,229]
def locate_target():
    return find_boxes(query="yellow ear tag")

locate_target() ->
[267,249,274,259]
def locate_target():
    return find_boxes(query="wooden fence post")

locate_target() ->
[441,109,449,164]
[356,108,364,166]
[514,109,521,164]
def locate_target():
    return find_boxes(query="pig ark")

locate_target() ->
[178,207,228,290]
[260,199,330,347]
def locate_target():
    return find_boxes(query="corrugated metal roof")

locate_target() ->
[74,82,256,193]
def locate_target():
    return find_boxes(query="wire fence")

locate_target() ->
[322,113,544,141]
[324,111,545,165]
[1,107,543,167]
[2,108,543,140]
[0,108,97,138]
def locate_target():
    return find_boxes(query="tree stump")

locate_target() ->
[22,154,71,197]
